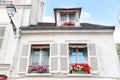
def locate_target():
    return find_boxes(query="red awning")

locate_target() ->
[59,10,76,14]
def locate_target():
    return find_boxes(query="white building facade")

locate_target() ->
[0,0,120,80]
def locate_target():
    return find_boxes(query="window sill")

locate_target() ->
[67,74,93,77]
[25,73,51,77]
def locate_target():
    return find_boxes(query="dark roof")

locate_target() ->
[54,8,82,11]
[20,22,115,31]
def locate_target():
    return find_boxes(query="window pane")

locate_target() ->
[0,27,5,37]
[31,49,40,65]
[78,48,87,63]
[69,14,75,22]
[69,45,87,64]
[0,38,3,49]
[69,48,76,64]
[78,52,86,63]
[41,48,49,65]
[61,14,67,23]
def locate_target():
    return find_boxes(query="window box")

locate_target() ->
[62,21,75,27]
[72,70,88,74]
[69,63,91,74]
[28,64,49,73]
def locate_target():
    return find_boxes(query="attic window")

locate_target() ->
[60,13,75,26]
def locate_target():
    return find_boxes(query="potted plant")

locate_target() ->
[69,63,91,74]
[28,64,48,73]
[62,21,75,27]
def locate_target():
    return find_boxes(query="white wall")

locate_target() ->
[14,30,120,79]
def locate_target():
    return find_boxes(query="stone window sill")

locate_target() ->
[67,74,93,77]
[25,73,51,77]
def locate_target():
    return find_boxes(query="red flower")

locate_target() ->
[79,63,91,73]
[72,63,78,69]
[70,63,91,73]
[62,21,75,26]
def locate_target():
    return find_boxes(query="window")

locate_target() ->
[69,14,75,22]
[0,27,5,49]
[69,44,87,64]
[29,44,50,73]
[60,13,75,26]
[60,14,67,23]
[69,44,91,74]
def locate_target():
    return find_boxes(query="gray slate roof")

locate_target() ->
[20,23,115,31]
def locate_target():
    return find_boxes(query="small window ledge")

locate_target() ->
[25,73,51,77]
[68,74,93,77]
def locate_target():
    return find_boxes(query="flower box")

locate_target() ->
[69,63,91,74]
[62,21,75,27]
[72,71,88,74]
[28,64,49,73]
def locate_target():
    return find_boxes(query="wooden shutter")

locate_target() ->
[60,43,68,73]
[18,44,30,73]
[88,44,99,73]
[50,43,58,73]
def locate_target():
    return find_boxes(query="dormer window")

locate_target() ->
[60,13,75,23]
[60,13,75,27]
[60,14,67,23]
[54,8,81,27]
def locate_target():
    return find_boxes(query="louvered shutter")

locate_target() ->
[50,43,58,73]
[18,44,30,73]
[88,44,99,73]
[60,44,68,73]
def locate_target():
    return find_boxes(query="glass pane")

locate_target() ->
[69,48,76,64]
[78,52,86,63]
[41,48,49,65]
[0,27,5,37]
[0,38,3,49]
[69,14,75,22]
[61,14,67,23]
[31,49,40,65]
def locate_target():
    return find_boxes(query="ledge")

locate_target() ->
[25,73,51,77]
[67,74,93,77]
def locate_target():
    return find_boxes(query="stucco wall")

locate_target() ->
[11,30,120,80]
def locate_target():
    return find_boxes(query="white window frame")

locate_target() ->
[60,13,76,23]
[30,46,50,66]
[23,40,53,76]
[69,43,88,64]
[68,43,92,76]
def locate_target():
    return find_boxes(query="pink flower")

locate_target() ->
[28,64,48,73]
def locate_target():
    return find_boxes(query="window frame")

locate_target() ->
[60,13,76,24]
[69,43,88,64]
[0,27,6,53]
[30,45,50,66]
[27,44,51,74]
[68,43,91,75]
[0,27,5,50]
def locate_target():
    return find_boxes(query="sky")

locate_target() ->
[43,0,120,43]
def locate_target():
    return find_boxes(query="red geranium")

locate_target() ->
[62,21,75,26]
[79,63,91,73]
[70,63,91,73]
